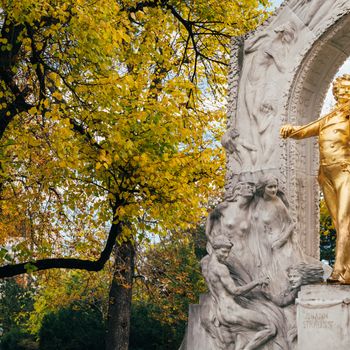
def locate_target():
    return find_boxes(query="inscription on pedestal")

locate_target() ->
[303,312,334,329]
[297,285,350,350]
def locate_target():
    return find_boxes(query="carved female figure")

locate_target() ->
[251,175,303,294]
[244,21,297,84]
[243,21,297,164]
[206,182,257,277]
[250,84,280,167]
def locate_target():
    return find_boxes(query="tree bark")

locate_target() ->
[105,239,135,350]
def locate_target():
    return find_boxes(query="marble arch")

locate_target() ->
[180,2,350,349]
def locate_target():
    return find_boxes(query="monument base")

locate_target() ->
[297,284,350,350]
[178,296,217,350]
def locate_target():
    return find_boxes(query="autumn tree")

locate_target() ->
[0,0,270,349]
[134,231,207,323]
[129,229,207,349]
[0,0,269,277]
[0,278,36,348]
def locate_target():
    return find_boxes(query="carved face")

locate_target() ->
[274,22,296,44]
[232,182,255,201]
[264,179,278,198]
[240,182,256,198]
[288,269,302,289]
[335,87,350,104]
[215,247,231,263]
[280,30,294,44]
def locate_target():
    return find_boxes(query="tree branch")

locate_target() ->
[0,220,122,278]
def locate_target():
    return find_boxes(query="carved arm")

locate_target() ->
[221,271,268,297]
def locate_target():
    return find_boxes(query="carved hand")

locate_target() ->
[258,276,270,287]
[260,289,271,299]
[280,124,295,138]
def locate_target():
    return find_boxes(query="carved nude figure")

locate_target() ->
[205,235,276,350]
[250,85,279,166]
[251,175,303,294]
[243,21,297,161]
[206,182,257,275]
[244,21,297,83]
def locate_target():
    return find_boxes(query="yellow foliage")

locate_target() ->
[0,0,269,328]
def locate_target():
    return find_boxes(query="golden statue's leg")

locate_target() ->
[319,165,342,282]
[332,166,350,283]
[319,166,338,229]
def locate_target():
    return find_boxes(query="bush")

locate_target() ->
[39,305,104,350]
[1,327,38,350]
[129,303,185,350]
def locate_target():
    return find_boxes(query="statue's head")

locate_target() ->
[260,175,279,199]
[286,266,303,289]
[287,262,324,289]
[256,174,290,207]
[332,74,350,104]
[212,235,232,263]
[257,175,279,197]
[230,181,256,201]
[274,21,297,44]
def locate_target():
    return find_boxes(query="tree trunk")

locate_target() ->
[105,239,135,350]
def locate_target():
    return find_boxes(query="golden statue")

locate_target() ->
[280,74,350,284]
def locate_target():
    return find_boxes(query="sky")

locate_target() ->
[271,0,284,8]
[270,0,350,114]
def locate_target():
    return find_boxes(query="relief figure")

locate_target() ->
[221,128,257,171]
[264,263,324,349]
[206,182,257,275]
[202,235,276,350]
[289,0,349,30]
[250,85,279,166]
[251,175,303,294]
[244,21,297,84]
[243,21,297,161]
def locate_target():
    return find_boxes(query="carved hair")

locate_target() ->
[256,174,289,208]
[211,235,233,250]
[257,174,279,189]
[274,21,297,43]
[332,74,350,101]
[221,128,239,154]
[224,181,255,202]
[287,262,324,285]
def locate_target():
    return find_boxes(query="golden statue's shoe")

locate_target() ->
[339,278,350,285]
[327,271,342,283]
[339,269,350,285]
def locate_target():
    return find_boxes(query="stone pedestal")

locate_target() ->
[297,284,350,350]
[179,295,217,350]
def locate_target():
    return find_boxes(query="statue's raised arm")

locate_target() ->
[280,74,350,284]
